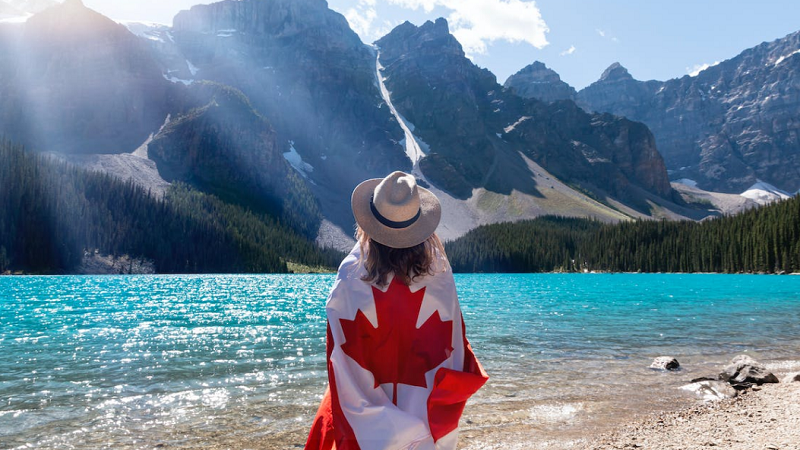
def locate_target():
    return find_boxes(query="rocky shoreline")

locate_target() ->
[587,356,800,450]
[588,375,800,450]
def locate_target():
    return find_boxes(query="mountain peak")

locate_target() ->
[517,61,561,79]
[504,60,577,102]
[432,17,449,33]
[413,17,450,38]
[599,62,633,82]
[377,16,463,57]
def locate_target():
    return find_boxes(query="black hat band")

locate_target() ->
[370,196,422,229]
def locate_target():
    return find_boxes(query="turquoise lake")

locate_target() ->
[1,274,799,449]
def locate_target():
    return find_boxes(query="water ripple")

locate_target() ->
[0,273,799,448]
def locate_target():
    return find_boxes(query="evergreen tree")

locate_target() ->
[446,198,800,274]
[0,139,343,274]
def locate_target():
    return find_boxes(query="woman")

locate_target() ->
[305,171,488,450]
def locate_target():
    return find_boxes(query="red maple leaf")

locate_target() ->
[339,278,454,404]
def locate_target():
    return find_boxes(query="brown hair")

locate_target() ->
[357,226,447,286]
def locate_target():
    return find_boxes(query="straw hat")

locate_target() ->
[351,171,441,249]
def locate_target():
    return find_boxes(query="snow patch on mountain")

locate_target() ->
[687,61,719,77]
[186,60,199,76]
[740,180,792,204]
[120,21,170,43]
[283,141,314,178]
[773,49,800,66]
[162,73,193,86]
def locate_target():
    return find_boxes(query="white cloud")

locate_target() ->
[387,0,549,56]
[596,28,619,44]
[344,0,378,39]
[560,45,576,56]
[686,61,720,77]
[388,0,437,13]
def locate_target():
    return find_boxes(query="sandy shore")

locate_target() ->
[587,374,800,450]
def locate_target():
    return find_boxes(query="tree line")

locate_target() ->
[0,140,342,274]
[445,197,800,274]
[5,135,798,275]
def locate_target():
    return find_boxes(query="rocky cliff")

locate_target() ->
[508,31,800,194]
[167,0,407,228]
[376,19,675,207]
[148,82,321,237]
[0,0,716,249]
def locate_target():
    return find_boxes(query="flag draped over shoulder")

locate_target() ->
[306,245,488,450]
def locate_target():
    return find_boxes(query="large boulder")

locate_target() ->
[719,355,780,386]
[650,356,680,371]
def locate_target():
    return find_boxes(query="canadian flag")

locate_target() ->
[305,245,488,450]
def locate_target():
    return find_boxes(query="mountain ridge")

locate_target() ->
[506,30,800,195]
[0,1,728,255]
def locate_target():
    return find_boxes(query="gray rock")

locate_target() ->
[504,61,577,103]
[650,356,681,371]
[719,355,780,386]
[681,380,738,401]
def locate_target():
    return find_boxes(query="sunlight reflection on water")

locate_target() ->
[0,274,798,449]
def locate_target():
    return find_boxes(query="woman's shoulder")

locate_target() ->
[335,243,366,281]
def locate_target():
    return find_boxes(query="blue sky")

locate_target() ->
[84,0,800,89]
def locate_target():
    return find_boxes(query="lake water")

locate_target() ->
[1,274,799,449]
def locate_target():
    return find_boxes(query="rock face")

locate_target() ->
[650,356,681,371]
[0,1,705,242]
[168,0,407,228]
[504,61,577,103]
[0,0,173,154]
[719,355,780,386]
[508,31,800,194]
[376,19,675,207]
[148,82,321,237]
[577,63,664,121]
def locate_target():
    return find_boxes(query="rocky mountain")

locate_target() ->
[0,0,320,240]
[0,0,174,154]
[503,61,577,103]
[0,0,721,254]
[148,82,322,237]
[507,31,800,195]
[163,0,407,228]
[376,19,676,210]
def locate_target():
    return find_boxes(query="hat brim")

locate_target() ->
[351,178,442,249]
